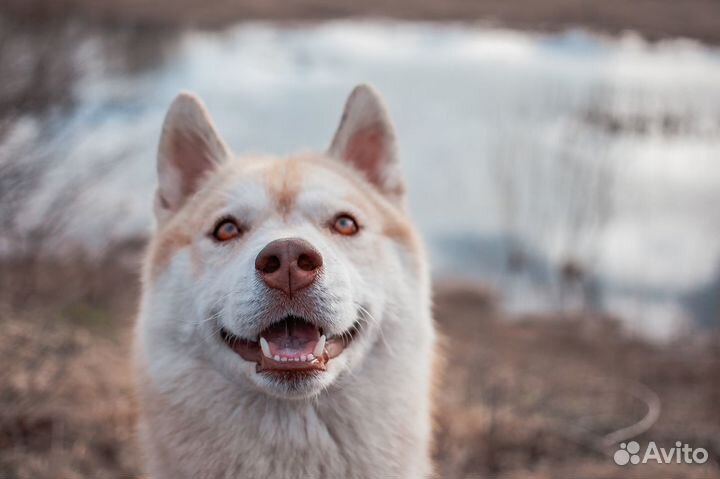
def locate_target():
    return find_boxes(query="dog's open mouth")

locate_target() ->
[220,316,357,373]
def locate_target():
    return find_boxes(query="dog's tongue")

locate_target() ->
[263,317,320,357]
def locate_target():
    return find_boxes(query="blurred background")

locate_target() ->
[1,1,719,478]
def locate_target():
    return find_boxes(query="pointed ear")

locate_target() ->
[328,84,404,204]
[154,92,230,224]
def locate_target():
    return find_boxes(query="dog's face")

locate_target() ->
[143,86,422,399]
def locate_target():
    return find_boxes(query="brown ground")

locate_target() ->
[4,0,720,44]
[1,253,718,478]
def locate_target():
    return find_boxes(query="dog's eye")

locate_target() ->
[332,214,359,236]
[212,218,242,242]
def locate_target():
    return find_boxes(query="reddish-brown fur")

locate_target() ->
[147,154,420,282]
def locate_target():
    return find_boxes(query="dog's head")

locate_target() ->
[142,85,426,399]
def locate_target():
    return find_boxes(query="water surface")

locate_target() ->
[6,22,720,339]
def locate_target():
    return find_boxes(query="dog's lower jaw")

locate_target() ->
[135,315,435,479]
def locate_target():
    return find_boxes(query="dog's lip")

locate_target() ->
[219,316,358,374]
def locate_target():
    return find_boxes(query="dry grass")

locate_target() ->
[0,253,140,479]
[0,309,137,479]
[432,283,720,478]
[0,256,718,478]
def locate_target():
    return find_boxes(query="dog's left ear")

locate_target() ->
[155,92,230,225]
[328,84,404,205]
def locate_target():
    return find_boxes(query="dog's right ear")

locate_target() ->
[154,92,230,225]
[328,84,404,206]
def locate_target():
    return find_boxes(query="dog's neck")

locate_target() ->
[137,314,434,479]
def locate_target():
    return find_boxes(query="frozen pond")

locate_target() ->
[6,21,720,339]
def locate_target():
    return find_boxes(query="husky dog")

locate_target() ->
[134,84,435,478]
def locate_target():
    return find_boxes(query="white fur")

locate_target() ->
[134,85,435,478]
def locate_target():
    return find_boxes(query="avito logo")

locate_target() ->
[614,441,709,466]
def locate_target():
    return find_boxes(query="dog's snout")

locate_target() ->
[255,238,323,297]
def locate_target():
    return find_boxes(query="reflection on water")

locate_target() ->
[2,21,720,339]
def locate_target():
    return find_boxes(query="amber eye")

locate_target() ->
[332,214,359,236]
[212,218,242,242]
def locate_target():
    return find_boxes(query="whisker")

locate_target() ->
[355,303,396,358]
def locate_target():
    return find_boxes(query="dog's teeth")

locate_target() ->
[307,353,315,361]
[313,335,326,357]
[301,355,307,362]
[294,358,300,362]
[273,355,280,361]
[260,337,272,358]
[280,357,288,362]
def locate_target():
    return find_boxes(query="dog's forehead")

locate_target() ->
[220,155,364,215]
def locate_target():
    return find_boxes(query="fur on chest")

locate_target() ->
[139,378,428,479]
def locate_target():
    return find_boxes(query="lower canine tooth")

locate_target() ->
[313,335,326,357]
[260,337,272,358]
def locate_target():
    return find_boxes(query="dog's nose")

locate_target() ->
[255,238,323,297]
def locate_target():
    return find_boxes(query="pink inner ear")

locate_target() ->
[344,123,387,186]
[171,130,216,198]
